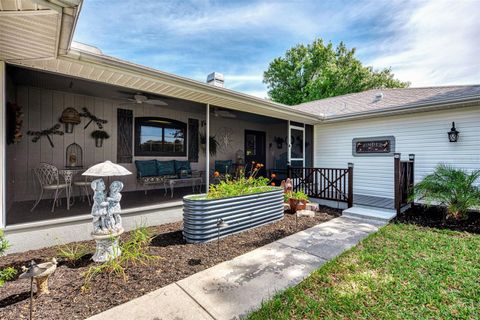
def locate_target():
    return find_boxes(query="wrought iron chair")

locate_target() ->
[73,175,93,205]
[31,163,69,212]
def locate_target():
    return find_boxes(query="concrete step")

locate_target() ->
[342,206,396,222]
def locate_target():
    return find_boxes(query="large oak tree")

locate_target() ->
[264,39,409,105]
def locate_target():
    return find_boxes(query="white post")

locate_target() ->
[205,104,210,193]
[0,61,5,229]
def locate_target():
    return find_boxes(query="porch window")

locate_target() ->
[135,117,187,156]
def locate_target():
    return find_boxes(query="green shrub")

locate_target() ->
[0,230,16,287]
[57,243,91,266]
[412,164,480,220]
[208,162,277,199]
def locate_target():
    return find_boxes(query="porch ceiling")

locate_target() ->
[0,0,81,60]
[9,47,320,124]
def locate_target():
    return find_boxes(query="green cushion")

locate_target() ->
[174,160,191,175]
[157,160,175,176]
[215,160,232,174]
[135,160,158,177]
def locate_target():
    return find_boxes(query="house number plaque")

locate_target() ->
[352,136,395,156]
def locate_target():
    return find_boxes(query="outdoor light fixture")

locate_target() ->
[448,122,459,142]
[216,218,229,255]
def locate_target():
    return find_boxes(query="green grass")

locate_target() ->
[247,223,480,320]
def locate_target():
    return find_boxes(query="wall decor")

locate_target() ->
[80,107,108,129]
[352,136,395,156]
[216,127,234,153]
[188,118,199,163]
[6,102,23,145]
[60,107,81,133]
[66,142,83,168]
[117,109,133,163]
[91,130,110,148]
[273,136,285,149]
[27,123,64,148]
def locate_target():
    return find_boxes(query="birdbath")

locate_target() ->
[20,258,58,295]
[82,161,132,263]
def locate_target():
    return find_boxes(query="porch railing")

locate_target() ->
[287,163,354,207]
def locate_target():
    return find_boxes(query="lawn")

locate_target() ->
[247,223,480,320]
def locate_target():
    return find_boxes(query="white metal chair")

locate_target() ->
[73,175,92,205]
[31,163,69,213]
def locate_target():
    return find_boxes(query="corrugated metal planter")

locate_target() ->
[183,187,284,243]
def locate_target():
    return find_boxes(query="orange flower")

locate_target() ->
[271,182,276,186]
[213,171,220,177]
[271,173,277,179]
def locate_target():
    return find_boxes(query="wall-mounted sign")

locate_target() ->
[352,136,395,156]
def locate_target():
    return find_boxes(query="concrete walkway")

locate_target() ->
[87,216,386,320]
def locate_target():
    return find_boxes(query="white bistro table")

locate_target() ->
[59,167,84,210]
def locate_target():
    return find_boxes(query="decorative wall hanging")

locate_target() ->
[273,136,285,149]
[6,102,23,145]
[60,107,81,133]
[27,123,63,148]
[80,107,108,129]
[91,130,110,148]
[66,142,83,168]
[352,136,395,156]
[216,127,234,153]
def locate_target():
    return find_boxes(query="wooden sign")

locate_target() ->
[352,136,395,156]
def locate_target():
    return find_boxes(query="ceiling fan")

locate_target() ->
[121,93,168,106]
[213,108,236,118]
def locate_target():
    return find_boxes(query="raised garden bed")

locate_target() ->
[0,206,340,320]
[395,204,480,233]
[183,188,284,243]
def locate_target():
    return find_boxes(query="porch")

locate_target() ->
[4,65,313,228]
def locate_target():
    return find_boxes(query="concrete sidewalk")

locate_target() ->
[87,216,386,320]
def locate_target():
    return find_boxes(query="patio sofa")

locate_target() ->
[135,159,199,195]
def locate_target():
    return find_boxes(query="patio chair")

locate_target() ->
[73,175,93,205]
[31,163,69,213]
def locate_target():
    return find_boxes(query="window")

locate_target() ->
[135,117,187,156]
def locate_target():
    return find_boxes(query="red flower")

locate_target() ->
[213,171,220,177]
[271,182,276,186]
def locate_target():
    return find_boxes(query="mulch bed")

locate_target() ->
[394,204,480,234]
[0,207,339,320]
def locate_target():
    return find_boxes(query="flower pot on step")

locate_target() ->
[289,198,307,214]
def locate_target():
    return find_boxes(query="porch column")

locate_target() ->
[0,61,5,228]
[205,103,210,193]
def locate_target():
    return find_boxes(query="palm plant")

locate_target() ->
[411,164,480,220]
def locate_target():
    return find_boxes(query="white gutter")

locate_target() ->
[319,96,480,123]
[62,48,324,123]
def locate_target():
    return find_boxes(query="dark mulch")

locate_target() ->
[394,204,480,234]
[0,207,340,320]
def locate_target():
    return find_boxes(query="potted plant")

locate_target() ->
[91,130,110,148]
[200,133,219,156]
[286,191,309,214]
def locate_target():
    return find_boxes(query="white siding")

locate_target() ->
[314,106,480,199]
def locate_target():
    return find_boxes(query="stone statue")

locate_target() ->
[91,179,109,235]
[107,181,124,231]
[90,178,125,262]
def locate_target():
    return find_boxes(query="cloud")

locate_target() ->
[367,0,480,86]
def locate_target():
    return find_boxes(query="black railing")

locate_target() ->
[287,164,353,207]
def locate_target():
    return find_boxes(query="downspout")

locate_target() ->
[205,104,210,193]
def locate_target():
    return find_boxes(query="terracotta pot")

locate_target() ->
[289,198,307,214]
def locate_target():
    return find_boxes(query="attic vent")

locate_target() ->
[374,92,383,102]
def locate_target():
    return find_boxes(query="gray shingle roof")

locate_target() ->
[291,85,480,118]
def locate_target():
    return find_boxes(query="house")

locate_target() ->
[1,0,479,253]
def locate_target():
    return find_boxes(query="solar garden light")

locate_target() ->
[216,218,229,255]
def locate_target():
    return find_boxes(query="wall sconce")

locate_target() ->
[448,122,459,142]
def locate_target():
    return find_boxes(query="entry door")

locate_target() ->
[288,122,305,168]
[244,130,266,176]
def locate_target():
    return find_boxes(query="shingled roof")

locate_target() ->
[291,85,480,118]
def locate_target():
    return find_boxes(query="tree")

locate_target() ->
[263,39,409,105]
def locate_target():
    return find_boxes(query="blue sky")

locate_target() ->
[73,0,480,98]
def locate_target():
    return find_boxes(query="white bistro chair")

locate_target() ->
[31,163,69,213]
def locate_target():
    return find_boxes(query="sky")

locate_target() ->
[73,0,480,98]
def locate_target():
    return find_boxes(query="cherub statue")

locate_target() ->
[90,179,109,234]
[107,181,124,231]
